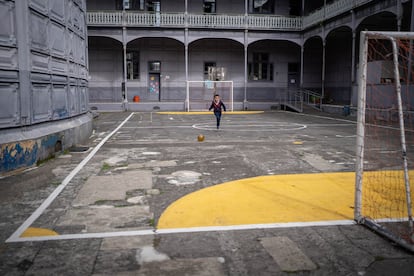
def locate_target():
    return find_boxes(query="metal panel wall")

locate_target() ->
[0,0,88,129]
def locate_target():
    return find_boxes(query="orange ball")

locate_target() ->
[197,134,205,142]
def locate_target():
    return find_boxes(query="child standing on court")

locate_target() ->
[209,94,226,129]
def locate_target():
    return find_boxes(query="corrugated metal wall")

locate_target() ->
[0,0,89,129]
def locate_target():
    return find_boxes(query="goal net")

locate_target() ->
[186,81,234,112]
[355,31,414,251]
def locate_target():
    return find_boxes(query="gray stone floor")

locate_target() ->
[0,111,413,275]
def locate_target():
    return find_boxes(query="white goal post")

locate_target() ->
[185,80,234,112]
[355,31,414,252]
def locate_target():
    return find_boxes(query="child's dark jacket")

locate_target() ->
[209,101,226,112]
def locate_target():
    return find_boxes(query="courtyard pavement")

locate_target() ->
[0,110,413,275]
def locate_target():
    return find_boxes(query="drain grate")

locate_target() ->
[68,146,90,153]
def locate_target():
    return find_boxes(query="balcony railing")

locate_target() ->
[87,11,302,31]
[88,12,123,25]
[303,0,373,28]
[87,0,379,31]
[188,14,246,29]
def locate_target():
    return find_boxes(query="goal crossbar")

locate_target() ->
[185,80,234,112]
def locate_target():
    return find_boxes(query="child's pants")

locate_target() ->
[214,111,222,129]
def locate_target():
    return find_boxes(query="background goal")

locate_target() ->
[355,31,414,251]
[186,80,233,112]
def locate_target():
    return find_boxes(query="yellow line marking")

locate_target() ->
[21,227,59,237]
[293,141,303,145]
[157,111,264,115]
[157,171,414,229]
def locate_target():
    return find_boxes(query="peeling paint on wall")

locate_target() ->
[0,140,39,173]
[0,134,63,174]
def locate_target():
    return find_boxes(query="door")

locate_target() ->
[287,63,299,90]
[148,61,161,101]
[149,73,160,101]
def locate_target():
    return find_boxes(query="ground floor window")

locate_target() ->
[127,51,140,80]
[204,62,217,80]
[249,53,273,81]
[148,61,161,72]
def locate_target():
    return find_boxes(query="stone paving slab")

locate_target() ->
[138,257,227,276]
[100,236,153,250]
[73,170,152,207]
[56,205,152,232]
[260,236,317,272]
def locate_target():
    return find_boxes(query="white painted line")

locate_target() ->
[155,220,356,234]
[6,112,136,243]
[293,112,357,124]
[11,229,155,243]
[309,124,355,127]
[123,126,193,129]
[9,220,356,242]
[192,122,307,132]
[335,134,357,138]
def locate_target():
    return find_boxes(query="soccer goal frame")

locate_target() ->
[355,31,414,251]
[185,80,234,112]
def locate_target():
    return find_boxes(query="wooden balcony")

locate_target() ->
[87,11,302,31]
[87,0,378,31]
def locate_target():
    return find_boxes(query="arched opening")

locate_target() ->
[303,36,323,93]
[127,37,185,102]
[88,36,123,103]
[325,26,353,105]
[247,40,301,102]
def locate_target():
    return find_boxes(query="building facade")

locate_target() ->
[0,0,91,174]
[87,0,412,111]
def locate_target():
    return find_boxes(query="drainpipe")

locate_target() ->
[397,0,402,31]
[322,39,326,106]
[185,0,189,111]
[351,30,356,106]
[300,44,304,88]
[244,33,248,110]
[122,7,128,111]
[15,0,31,125]
[409,0,414,83]
[244,0,248,110]
[351,8,356,106]
[302,0,305,16]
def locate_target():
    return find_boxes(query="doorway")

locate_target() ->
[287,63,300,90]
[148,61,161,101]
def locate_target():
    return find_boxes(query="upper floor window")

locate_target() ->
[147,1,161,12]
[289,0,301,16]
[249,0,274,14]
[119,0,142,10]
[203,0,216,14]
[121,0,158,11]
[249,53,273,81]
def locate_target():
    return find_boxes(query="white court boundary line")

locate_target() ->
[9,220,356,242]
[6,112,136,243]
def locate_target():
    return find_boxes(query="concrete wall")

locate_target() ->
[0,0,91,175]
